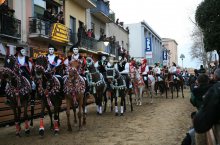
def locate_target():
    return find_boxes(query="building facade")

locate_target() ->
[125,21,163,65]
[162,38,178,67]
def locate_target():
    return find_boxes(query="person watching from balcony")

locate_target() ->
[87,29,92,38]
[46,44,62,75]
[57,10,64,24]
[193,68,220,134]
[91,29,95,38]
[43,7,52,21]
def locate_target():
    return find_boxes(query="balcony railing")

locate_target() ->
[29,17,71,43]
[70,32,116,56]
[29,17,55,38]
[0,13,21,39]
[70,32,98,52]
[90,0,114,22]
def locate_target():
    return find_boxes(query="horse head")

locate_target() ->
[2,55,19,80]
[34,55,48,79]
[86,57,95,71]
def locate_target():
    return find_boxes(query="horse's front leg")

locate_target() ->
[53,105,59,135]
[139,87,143,105]
[12,107,20,136]
[65,95,72,131]
[181,84,184,98]
[45,101,53,130]
[103,90,107,113]
[30,90,36,126]
[120,93,125,116]
[128,89,133,112]
[23,99,30,135]
[39,99,46,136]
[78,94,84,130]
[114,94,118,116]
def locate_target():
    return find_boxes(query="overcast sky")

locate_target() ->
[109,0,203,68]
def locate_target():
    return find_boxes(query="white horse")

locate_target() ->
[130,65,145,105]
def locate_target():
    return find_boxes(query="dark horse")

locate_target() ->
[86,57,106,115]
[34,55,63,136]
[63,60,86,131]
[167,73,184,98]
[106,68,127,116]
[2,55,32,136]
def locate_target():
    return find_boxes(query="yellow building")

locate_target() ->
[162,38,178,67]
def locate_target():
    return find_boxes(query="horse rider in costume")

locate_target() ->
[139,58,149,87]
[64,46,89,111]
[64,46,86,76]
[114,53,131,89]
[153,62,162,82]
[169,62,178,81]
[15,46,36,125]
[46,44,62,75]
[95,54,111,76]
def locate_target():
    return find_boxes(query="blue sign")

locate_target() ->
[163,51,168,60]
[145,37,152,52]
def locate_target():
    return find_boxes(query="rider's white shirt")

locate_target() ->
[169,66,177,73]
[47,54,61,67]
[94,61,111,68]
[142,65,149,75]
[17,55,32,71]
[64,54,80,66]
[114,62,130,74]
[153,66,161,74]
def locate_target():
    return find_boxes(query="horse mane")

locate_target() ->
[4,55,17,70]
[35,55,48,69]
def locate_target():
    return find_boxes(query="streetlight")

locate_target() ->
[180,54,185,69]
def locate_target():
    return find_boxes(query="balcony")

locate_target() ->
[69,32,116,56]
[72,0,96,9]
[97,41,116,57]
[70,32,98,53]
[29,17,71,44]
[90,0,114,23]
[0,13,21,39]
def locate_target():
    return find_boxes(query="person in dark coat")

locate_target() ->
[193,68,220,133]
[190,74,213,110]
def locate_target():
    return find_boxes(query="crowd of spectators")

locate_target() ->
[181,62,220,145]
[43,7,64,24]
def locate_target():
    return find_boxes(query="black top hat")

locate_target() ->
[16,46,25,52]
[48,44,57,51]
[69,44,79,52]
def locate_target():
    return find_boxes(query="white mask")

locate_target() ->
[20,49,26,56]
[119,56,122,61]
[102,56,106,61]
[73,48,79,55]
[49,47,54,55]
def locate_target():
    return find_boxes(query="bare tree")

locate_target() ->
[190,25,213,68]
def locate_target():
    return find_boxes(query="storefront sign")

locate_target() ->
[32,48,65,60]
[51,23,69,43]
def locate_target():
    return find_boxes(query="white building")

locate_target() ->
[125,21,163,65]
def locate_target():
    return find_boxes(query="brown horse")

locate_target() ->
[63,60,86,131]
[34,56,63,136]
[167,73,184,98]
[2,55,32,136]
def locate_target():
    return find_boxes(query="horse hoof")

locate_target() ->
[39,129,44,136]
[16,133,21,137]
[120,113,124,116]
[25,129,30,135]
[115,113,119,116]
[54,130,59,135]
